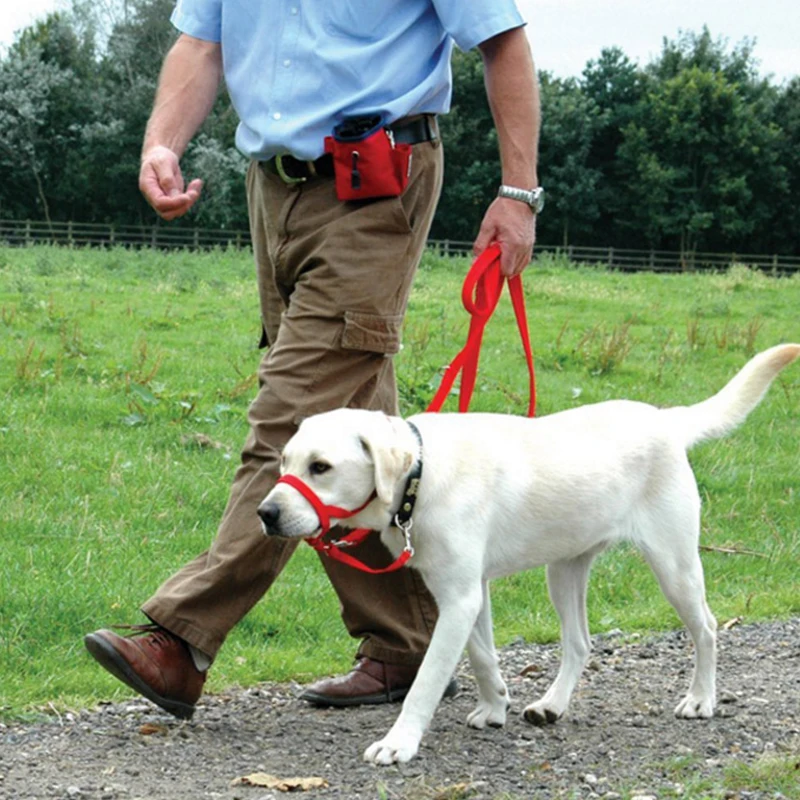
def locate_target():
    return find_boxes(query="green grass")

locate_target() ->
[626,748,800,799]
[1,245,799,718]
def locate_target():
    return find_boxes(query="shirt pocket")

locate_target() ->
[324,1,398,40]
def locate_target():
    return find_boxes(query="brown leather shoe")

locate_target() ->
[299,657,458,707]
[84,624,206,719]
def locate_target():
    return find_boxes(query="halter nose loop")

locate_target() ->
[275,474,375,534]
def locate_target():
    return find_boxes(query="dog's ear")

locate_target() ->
[359,416,413,506]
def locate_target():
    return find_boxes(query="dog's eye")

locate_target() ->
[309,461,331,476]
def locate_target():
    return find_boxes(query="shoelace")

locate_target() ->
[112,623,173,648]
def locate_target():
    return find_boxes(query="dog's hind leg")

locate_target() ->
[638,507,717,719]
[523,546,600,726]
[466,580,510,729]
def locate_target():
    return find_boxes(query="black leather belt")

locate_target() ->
[262,114,438,184]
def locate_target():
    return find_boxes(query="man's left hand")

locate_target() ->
[473,197,536,277]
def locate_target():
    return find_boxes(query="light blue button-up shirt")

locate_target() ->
[171,0,525,160]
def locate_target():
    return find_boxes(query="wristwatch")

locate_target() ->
[497,185,545,214]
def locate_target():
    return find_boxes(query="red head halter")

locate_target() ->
[274,473,413,574]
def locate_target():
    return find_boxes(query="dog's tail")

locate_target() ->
[665,343,800,449]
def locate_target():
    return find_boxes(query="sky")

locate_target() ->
[1,0,797,84]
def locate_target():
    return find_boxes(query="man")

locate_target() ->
[85,0,542,718]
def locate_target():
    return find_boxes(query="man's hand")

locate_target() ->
[139,145,203,221]
[473,197,536,276]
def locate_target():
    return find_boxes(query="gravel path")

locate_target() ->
[2,619,798,800]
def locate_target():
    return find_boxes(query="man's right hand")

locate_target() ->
[139,145,203,221]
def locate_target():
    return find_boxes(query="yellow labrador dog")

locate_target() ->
[258,344,798,765]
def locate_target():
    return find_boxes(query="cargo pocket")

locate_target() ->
[341,311,404,355]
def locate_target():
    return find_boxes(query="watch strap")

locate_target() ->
[498,185,544,212]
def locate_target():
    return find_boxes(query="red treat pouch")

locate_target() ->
[324,115,412,201]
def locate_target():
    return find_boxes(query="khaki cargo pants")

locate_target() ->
[142,138,444,666]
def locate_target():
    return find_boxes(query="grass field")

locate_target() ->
[1,245,798,719]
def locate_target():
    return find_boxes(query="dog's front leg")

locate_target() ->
[465,580,509,729]
[364,584,483,766]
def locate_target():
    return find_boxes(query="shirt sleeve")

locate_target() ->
[432,0,526,52]
[171,0,222,42]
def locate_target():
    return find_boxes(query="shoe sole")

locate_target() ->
[300,677,459,708]
[84,633,196,720]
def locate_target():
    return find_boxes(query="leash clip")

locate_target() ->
[394,515,415,557]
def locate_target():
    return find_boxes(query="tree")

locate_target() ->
[648,26,760,92]
[617,65,785,253]
[581,47,648,246]
[536,75,603,247]
[0,41,70,225]
[430,48,501,243]
[768,78,800,254]
[183,134,248,229]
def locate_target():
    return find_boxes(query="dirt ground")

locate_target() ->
[1,618,798,800]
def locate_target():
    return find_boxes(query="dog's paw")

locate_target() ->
[364,733,420,766]
[522,700,563,727]
[674,694,715,719]
[467,696,509,729]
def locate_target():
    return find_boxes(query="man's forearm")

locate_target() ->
[143,34,223,157]
[479,27,540,189]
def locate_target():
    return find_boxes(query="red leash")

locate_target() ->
[426,243,536,417]
[288,244,536,573]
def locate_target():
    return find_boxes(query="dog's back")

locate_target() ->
[408,344,799,576]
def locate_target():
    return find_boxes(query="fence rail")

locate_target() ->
[0,219,249,250]
[431,239,800,274]
[2,219,799,274]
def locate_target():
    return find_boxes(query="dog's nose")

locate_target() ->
[257,502,280,534]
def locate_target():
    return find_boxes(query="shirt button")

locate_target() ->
[283,59,291,67]
[273,112,282,120]
[290,7,298,14]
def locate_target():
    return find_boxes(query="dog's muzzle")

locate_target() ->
[262,474,376,538]
[260,469,414,575]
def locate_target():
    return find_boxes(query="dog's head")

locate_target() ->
[257,409,415,538]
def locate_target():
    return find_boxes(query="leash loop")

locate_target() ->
[427,243,536,417]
